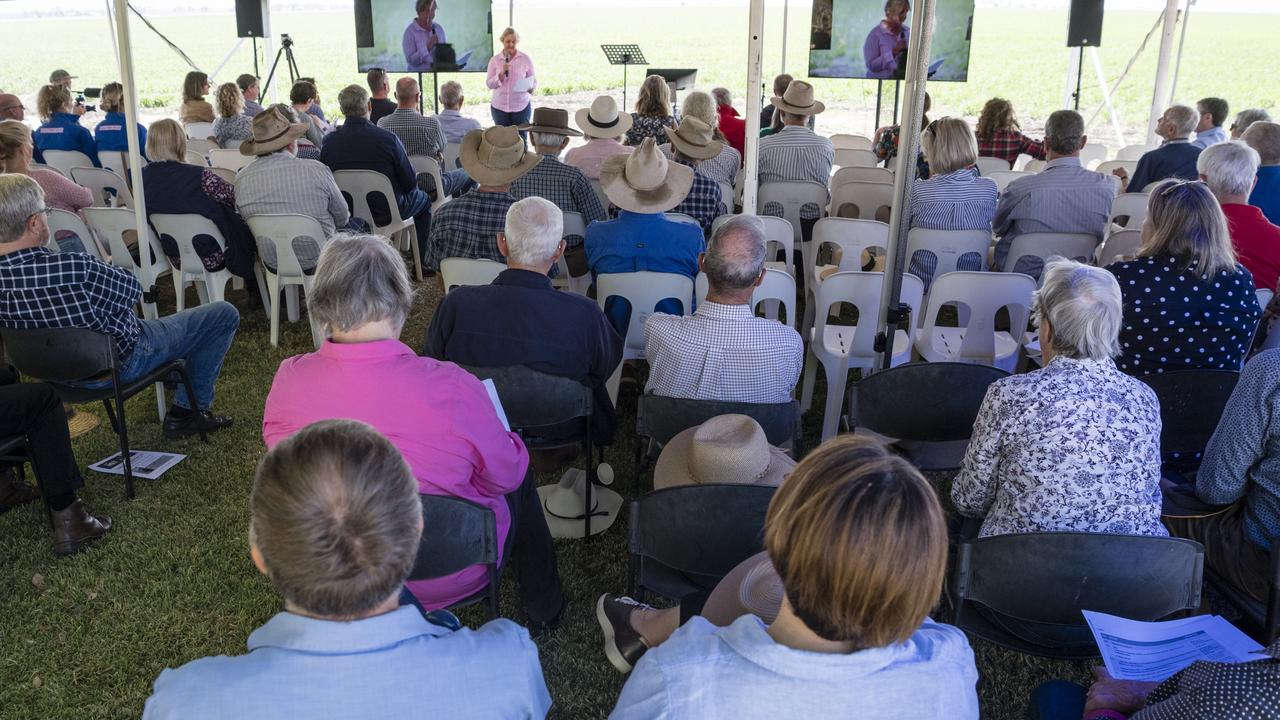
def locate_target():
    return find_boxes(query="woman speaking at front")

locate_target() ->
[486,27,536,128]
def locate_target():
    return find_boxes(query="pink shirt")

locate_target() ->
[564,138,633,180]
[30,168,93,213]
[263,339,529,609]
[486,50,536,113]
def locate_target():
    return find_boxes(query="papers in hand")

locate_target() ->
[482,378,511,431]
[513,75,535,92]
[89,450,185,480]
[1084,610,1265,682]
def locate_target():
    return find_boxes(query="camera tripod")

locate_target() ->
[262,34,302,97]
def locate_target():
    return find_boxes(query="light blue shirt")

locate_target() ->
[1192,125,1228,149]
[142,607,551,719]
[610,615,979,719]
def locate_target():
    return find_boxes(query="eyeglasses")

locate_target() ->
[1157,179,1199,198]
[27,207,52,222]
[0,104,24,112]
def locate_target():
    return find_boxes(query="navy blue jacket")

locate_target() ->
[1129,140,1202,192]
[34,112,100,167]
[94,112,148,160]
[319,116,417,204]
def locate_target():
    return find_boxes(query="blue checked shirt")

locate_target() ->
[511,154,607,227]
[377,108,448,160]
[669,163,724,234]
[425,189,515,271]
[0,247,142,358]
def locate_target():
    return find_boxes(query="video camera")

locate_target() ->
[76,87,100,113]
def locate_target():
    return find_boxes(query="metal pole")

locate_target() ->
[1147,0,1181,146]
[508,0,514,27]
[780,0,789,74]
[111,0,156,318]
[1169,0,1193,101]
[210,38,246,83]
[874,0,936,370]
[105,0,120,71]
[742,0,766,214]
[1062,46,1081,111]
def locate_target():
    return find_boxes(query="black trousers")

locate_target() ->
[0,369,84,501]
[505,467,564,624]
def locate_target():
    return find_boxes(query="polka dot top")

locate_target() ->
[1107,255,1261,377]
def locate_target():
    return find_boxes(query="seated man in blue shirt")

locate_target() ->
[142,419,552,719]
[1244,121,1280,225]
[1191,97,1229,149]
[1114,104,1203,193]
[320,84,431,260]
[587,138,703,335]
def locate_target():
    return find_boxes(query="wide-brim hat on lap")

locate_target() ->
[664,117,723,161]
[459,126,542,185]
[599,137,693,214]
[520,107,582,137]
[653,414,796,490]
[738,554,785,623]
[537,467,623,539]
[770,80,826,116]
[240,107,310,156]
[577,95,633,139]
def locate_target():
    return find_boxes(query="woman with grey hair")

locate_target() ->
[952,258,1167,540]
[1230,108,1271,139]
[658,91,741,185]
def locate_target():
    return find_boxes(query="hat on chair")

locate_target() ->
[664,117,723,161]
[239,107,310,156]
[537,467,624,539]
[599,137,693,214]
[770,80,826,116]
[576,95,633,139]
[653,414,795,490]
[459,126,542,186]
[520,107,582,137]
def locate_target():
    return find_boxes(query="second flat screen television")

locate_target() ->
[809,0,975,82]
[355,0,493,73]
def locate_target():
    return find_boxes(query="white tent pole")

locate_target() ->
[1169,0,1193,101]
[780,0,789,74]
[263,0,277,104]
[210,39,246,83]
[509,0,514,27]
[742,0,766,215]
[1062,46,1080,111]
[111,0,156,319]
[1146,0,1180,145]
[1090,48,1126,148]
[104,0,120,71]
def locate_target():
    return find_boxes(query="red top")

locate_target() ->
[977,129,1046,167]
[1224,202,1280,292]
[717,104,746,160]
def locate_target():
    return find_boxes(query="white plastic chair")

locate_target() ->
[186,138,217,157]
[717,181,734,215]
[41,149,95,178]
[207,149,254,173]
[801,271,924,441]
[408,155,450,212]
[831,166,893,189]
[554,211,592,296]
[914,271,1036,372]
[333,169,423,281]
[596,271,694,402]
[1095,229,1143,265]
[246,214,327,348]
[1096,160,1136,179]
[986,170,1034,194]
[97,150,144,175]
[829,181,893,221]
[904,227,992,294]
[694,267,797,329]
[440,257,504,292]
[974,156,1012,176]
[1117,143,1155,161]
[82,207,172,320]
[589,177,611,214]
[443,142,461,171]
[184,150,208,166]
[1012,153,1036,171]
[829,133,873,151]
[149,214,236,312]
[1002,232,1099,278]
[834,148,878,168]
[758,181,829,250]
[1080,143,1109,169]
[70,167,133,208]
[46,209,105,259]
[664,212,701,227]
[185,122,215,141]
[1023,159,1048,173]
[1109,192,1150,231]
[803,217,889,332]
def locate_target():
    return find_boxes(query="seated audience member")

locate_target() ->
[608,435,979,718]
[586,138,702,333]
[33,84,98,167]
[378,77,472,198]
[953,259,1166,538]
[1199,140,1280,291]
[0,368,110,556]
[434,80,482,145]
[236,74,262,117]
[760,81,833,237]
[759,73,814,131]
[425,196,623,444]
[1244,121,1280,224]
[48,68,77,92]
[288,81,327,150]
[296,77,330,125]
[1231,108,1271,139]
[211,83,253,149]
[0,120,93,253]
[178,71,214,126]
[425,126,539,273]
[711,87,746,158]
[143,119,257,286]
[873,92,929,173]
[993,109,1113,274]
[1108,181,1260,375]
[645,215,802,403]
[142,419,551,719]
[266,103,322,161]
[975,97,1046,168]
[661,117,726,234]
[624,75,677,147]
[1113,105,1202,192]
[366,67,396,124]
[93,82,147,160]
[263,234,562,623]
[564,95,634,180]
[321,84,432,256]
[0,93,25,121]
[908,116,997,288]
[660,90,741,186]
[510,108,606,226]
[1191,96,1230,149]
[0,175,238,438]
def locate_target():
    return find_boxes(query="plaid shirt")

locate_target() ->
[0,247,142,358]
[424,189,515,271]
[669,163,723,234]
[510,154,607,226]
[977,130,1046,167]
[377,108,448,160]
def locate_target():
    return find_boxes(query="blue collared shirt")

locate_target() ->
[93,111,148,159]
[993,156,1114,270]
[611,615,979,719]
[142,607,551,719]
[1192,125,1228,149]
[33,111,100,166]
[319,116,417,203]
[585,210,703,279]
[1251,165,1280,226]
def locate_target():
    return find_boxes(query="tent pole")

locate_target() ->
[262,0,277,104]
[1146,0,1180,146]
[104,0,120,71]
[742,0,766,215]
[780,0,788,74]
[1169,0,1193,101]
[111,0,156,319]
[873,0,935,371]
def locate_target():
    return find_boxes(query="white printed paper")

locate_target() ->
[1083,610,1265,682]
[514,75,535,92]
[89,450,185,480]
[482,378,511,431]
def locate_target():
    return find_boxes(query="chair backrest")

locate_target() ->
[694,267,798,328]
[440,257,504,291]
[1117,143,1154,161]
[70,167,134,208]
[1023,159,1048,173]
[758,181,829,246]
[831,165,893,188]
[630,483,777,582]
[1079,142,1109,169]
[1095,160,1136,179]
[1109,192,1150,229]
[185,122,215,140]
[664,212,700,227]
[207,166,236,185]
[921,271,1036,364]
[334,169,406,237]
[562,210,587,246]
[1095,229,1143,265]
[636,394,800,449]
[905,227,992,292]
[974,156,1012,175]
[1139,369,1241,458]
[716,181,734,215]
[985,170,1034,194]
[829,133,873,151]
[46,208,105,260]
[408,155,448,211]
[954,532,1203,625]
[1003,232,1099,276]
[244,213,328,278]
[443,141,461,171]
[207,148,254,172]
[184,149,208,166]
[848,361,1009,441]
[829,181,893,220]
[150,213,228,275]
[596,271,694,353]
[834,148,878,168]
[41,149,95,178]
[0,326,115,383]
[407,493,499,582]
[589,177,611,213]
[811,217,889,274]
[186,137,217,156]
[710,214,796,273]
[813,271,925,360]
[97,150,139,176]
[462,364,592,431]
[1012,153,1036,171]
[81,206,171,276]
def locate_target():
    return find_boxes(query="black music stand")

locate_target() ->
[647,68,698,110]
[601,44,647,108]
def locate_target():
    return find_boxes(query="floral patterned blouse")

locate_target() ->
[952,356,1168,538]
[625,113,676,147]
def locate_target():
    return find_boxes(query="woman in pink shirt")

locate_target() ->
[0,119,95,253]
[486,27,536,130]
[262,234,549,614]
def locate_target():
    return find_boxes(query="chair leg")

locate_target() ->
[285,285,300,323]
[154,381,166,422]
[102,399,120,435]
[113,388,135,500]
[487,563,500,619]
[583,437,594,540]
[173,272,186,313]
[268,274,281,347]
[800,348,819,412]
[408,227,423,282]
[174,365,208,443]
[254,263,272,321]
[820,359,849,442]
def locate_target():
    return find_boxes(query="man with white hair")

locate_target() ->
[378,77,473,198]
[510,107,607,226]
[434,81,481,145]
[643,216,803,403]
[1244,121,1280,224]
[711,87,746,157]
[1199,140,1280,292]
[426,197,623,443]
[1114,104,1203,192]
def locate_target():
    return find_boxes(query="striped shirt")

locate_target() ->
[425,189,515,271]
[758,126,834,218]
[992,156,1114,272]
[510,154,607,228]
[234,150,351,238]
[377,108,448,160]
[660,142,741,186]
[907,168,997,287]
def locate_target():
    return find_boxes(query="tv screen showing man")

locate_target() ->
[356,0,493,73]
[809,0,974,82]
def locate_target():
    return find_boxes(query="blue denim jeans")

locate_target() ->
[1027,681,1087,720]
[491,104,531,142]
[398,189,432,262]
[117,301,240,411]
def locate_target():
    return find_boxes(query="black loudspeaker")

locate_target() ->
[355,0,375,48]
[235,0,265,39]
[1067,0,1104,47]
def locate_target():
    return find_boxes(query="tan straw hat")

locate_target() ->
[664,117,723,161]
[599,137,693,214]
[737,554,784,623]
[239,107,310,156]
[459,126,542,185]
[653,414,796,490]
[536,468,624,539]
[576,95,633,139]
[770,80,826,116]
[521,107,582,137]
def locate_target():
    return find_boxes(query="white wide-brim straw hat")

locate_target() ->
[599,137,693,214]
[537,468,623,539]
[653,414,796,490]
[664,116,723,161]
[239,107,310,156]
[459,125,542,185]
[770,80,826,116]
[577,95,633,139]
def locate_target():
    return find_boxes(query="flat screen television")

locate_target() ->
[808,0,975,82]
[355,0,493,73]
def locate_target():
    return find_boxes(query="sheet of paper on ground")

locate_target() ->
[89,451,186,481]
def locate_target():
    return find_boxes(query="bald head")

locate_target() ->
[395,77,420,108]
[0,94,23,122]
[703,216,766,301]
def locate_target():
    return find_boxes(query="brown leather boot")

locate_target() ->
[0,469,38,513]
[51,499,112,557]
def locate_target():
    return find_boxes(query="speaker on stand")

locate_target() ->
[236,0,265,77]
[1066,0,1104,110]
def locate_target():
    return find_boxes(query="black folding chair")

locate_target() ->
[407,494,501,618]
[0,327,204,499]
[0,433,50,526]
[1205,548,1280,644]
[634,394,802,476]
[1139,369,1240,472]
[627,483,777,603]
[950,532,1204,659]
[848,361,1009,470]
